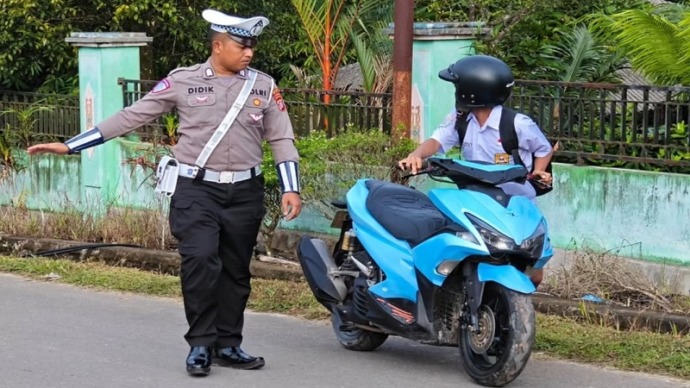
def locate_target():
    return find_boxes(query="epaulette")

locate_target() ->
[168,64,202,78]
[248,67,274,82]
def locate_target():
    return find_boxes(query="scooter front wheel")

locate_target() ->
[458,283,535,387]
[331,313,388,351]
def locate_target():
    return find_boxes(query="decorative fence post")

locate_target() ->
[408,23,488,142]
[65,32,152,211]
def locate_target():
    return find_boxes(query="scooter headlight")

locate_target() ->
[520,221,547,259]
[465,214,517,253]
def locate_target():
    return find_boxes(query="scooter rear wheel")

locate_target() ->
[458,283,535,387]
[331,313,388,351]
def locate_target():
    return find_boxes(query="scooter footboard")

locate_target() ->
[477,262,536,294]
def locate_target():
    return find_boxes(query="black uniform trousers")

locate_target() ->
[169,174,265,348]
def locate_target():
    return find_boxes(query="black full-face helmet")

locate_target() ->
[438,55,514,109]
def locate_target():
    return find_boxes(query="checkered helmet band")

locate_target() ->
[214,24,252,37]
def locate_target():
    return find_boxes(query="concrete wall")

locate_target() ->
[539,163,690,266]
[283,163,690,268]
[411,38,474,141]
[2,150,689,267]
[1,153,81,211]
[0,139,163,213]
[408,23,484,143]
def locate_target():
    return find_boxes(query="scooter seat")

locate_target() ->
[365,180,450,246]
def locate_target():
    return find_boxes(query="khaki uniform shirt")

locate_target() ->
[97,58,299,171]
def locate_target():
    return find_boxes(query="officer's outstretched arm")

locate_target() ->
[29,77,178,156]
[27,126,104,155]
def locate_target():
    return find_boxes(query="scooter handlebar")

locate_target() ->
[527,175,552,190]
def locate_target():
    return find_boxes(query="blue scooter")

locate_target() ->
[297,157,553,387]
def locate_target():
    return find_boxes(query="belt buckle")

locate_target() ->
[219,171,235,184]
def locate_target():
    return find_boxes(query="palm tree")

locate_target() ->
[290,0,383,103]
[351,12,393,94]
[534,26,626,137]
[541,25,626,84]
[589,6,690,86]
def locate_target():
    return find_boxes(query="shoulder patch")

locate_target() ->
[272,87,286,111]
[151,79,171,93]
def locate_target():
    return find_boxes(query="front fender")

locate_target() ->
[477,262,536,294]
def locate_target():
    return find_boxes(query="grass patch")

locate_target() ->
[0,205,173,250]
[1,256,688,380]
[536,314,690,379]
[0,256,182,297]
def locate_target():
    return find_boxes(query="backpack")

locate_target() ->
[454,108,553,196]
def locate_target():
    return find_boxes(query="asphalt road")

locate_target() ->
[0,273,687,388]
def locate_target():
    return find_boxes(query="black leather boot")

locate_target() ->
[186,346,212,376]
[213,346,265,370]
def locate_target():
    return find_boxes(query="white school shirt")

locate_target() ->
[430,105,552,200]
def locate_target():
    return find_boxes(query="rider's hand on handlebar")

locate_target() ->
[398,154,424,175]
[529,170,552,185]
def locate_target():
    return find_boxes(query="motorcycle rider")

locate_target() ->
[398,54,553,287]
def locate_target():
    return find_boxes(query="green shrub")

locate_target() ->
[259,129,416,255]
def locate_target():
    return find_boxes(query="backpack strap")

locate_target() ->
[498,108,525,167]
[455,107,527,168]
[454,110,470,145]
[501,107,554,196]
[456,107,553,196]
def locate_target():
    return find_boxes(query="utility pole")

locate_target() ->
[391,0,414,143]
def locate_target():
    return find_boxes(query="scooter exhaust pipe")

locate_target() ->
[297,236,347,309]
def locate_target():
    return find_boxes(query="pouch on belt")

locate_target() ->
[155,156,180,197]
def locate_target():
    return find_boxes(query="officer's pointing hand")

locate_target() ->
[27,143,70,155]
[282,192,302,221]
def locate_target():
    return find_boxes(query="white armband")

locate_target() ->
[64,127,104,154]
[277,161,300,194]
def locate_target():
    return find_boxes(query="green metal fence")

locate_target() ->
[507,80,690,168]
[4,78,690,168]
[118,78,392,138]
[0,91,80,141]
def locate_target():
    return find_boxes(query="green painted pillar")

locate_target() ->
[409,23,488,142]
[65,32,152,211]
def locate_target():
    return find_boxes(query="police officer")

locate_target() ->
[398,54,552,286]
[27,9,302,377]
